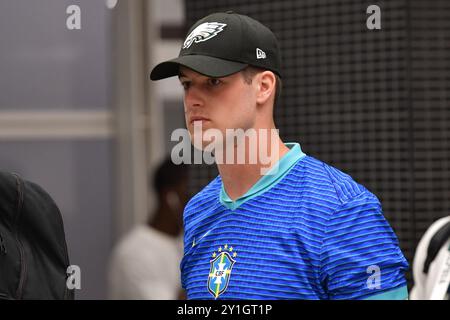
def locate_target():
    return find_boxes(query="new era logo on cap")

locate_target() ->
[256,48,266,59]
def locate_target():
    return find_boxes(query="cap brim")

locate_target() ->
[150,55,248,80]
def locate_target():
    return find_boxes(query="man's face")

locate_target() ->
[178,66,257,149]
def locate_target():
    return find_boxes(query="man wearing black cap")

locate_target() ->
[151,11,409,300]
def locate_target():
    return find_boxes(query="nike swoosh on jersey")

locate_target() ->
[192,230,212,247]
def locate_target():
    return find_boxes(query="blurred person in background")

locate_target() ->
[107,158,189,299]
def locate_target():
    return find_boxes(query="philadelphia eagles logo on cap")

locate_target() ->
[183,22,227,49]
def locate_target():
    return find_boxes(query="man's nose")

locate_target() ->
[185,86,204,109]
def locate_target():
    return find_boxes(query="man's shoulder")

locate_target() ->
[298,155,376,205]
[184,175,221,213]
[182,176,222,240]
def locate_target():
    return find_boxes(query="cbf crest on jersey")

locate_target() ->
[207,244,237,299]
[183,22,227,49]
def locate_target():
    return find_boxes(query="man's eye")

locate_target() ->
[208,78,221,86]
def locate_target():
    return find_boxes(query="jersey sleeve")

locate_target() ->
[320,192,409,300]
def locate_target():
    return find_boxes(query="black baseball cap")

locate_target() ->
[150,11,282,81]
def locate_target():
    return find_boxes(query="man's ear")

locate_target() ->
[256,71,276,105]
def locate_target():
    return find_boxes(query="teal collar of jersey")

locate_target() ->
[220,142,306,210]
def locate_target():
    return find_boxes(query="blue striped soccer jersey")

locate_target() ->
[180,142,409,299]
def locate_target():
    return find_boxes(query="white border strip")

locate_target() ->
[0,111,115,140]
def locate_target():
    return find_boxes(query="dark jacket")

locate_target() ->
[0,171,73,299]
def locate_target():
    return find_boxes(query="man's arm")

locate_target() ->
[320,192,409,300]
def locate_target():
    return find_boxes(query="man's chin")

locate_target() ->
[189,120,212,130]
[190,138,223,151]
[188,126,225,150]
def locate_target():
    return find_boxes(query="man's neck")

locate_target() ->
[217,135,289,201]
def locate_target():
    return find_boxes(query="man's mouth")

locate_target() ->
[189,116,210,124]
